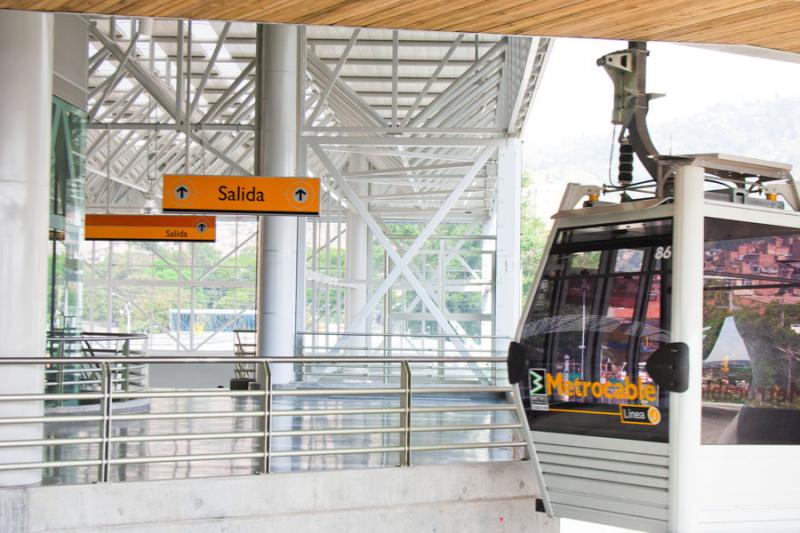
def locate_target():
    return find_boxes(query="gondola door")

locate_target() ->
[513,200,676,532]
[518,216,672,442]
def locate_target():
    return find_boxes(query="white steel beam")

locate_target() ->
[306,49,387,128]
[89,24,183,120]
[307,28,360,127]
[189,22,231,118]
[408,38,506,128]
[304,126,504,135]
[200,62,255,123]
[402,35,463,127]
[89,30,139,120]
[493,138,521,349]
[343,162,473,178]
[345,153,370,343]
[391,30,399,127]
[506,38,536,134]
[313,137,498,147]
[311,142,497,361]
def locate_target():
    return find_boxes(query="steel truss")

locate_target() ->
[83,18,550,355]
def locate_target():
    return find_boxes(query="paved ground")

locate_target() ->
[563,519,638,532]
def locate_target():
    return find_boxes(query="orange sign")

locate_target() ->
[162,175,320,216]
[85,214,216,242]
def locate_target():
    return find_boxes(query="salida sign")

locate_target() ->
[84,214,216,242]
[163,175,320,216]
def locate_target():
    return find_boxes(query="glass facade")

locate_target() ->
[81,217,258,353]
[519,219,672,442]
[702,217,800,444]
[48,96,86,334]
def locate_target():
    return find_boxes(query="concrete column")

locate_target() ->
[0,10,53,485]
[493,138,522,349]
[255,24,299,384]
[669,164,704,532]
[345,155,369,348]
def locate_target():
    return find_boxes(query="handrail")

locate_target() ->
[6,356,506,364]
[45,332,149,400]
[292,332,510,383]
[301,346,505,353]
[46,332,148,342]
[0,356,526,485]
[233,329,256,379]
[295,331,512,340]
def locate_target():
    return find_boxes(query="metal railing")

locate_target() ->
[47,332,148,358]
[0,356,529,485]
[45,332,148,402]
[296,331,511,385]
[230,331,511,385]
[233,329,256,380]
[297,331,512,356]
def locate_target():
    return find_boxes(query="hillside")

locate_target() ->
[526,96,800,189]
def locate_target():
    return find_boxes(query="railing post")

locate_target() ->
[491,342,498,385]
[295,331,303,357]
[58,341,65,406]
[511,382,552,516]
[384,333,393,385]
[122,361,130,393]
[99,362,113,482]
[260,361,272,474]
[399,361,412,467]
[437,336,445,383]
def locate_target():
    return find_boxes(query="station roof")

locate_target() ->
[84,18,547,224]
[4,1,800,53]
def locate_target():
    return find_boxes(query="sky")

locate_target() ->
[521,37,800,218]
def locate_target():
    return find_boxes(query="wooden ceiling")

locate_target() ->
[5,0,800,53]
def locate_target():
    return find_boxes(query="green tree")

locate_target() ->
[702,293,728,359]
[519,170,550,297]
[703,297,800,405]
[520,215,548,297]
[734,302,800,394]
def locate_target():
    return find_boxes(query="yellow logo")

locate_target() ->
[545,372,657,402]
[620,404,662,425]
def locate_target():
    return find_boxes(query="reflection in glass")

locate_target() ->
[703,218,800,444]
[519,219,671,441]
[48,96,86,334]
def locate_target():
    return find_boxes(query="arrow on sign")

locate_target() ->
[175,185,189,200]
[294,188,307,202]
[196,222,207,233]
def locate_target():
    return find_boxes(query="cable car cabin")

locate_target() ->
[510,154,800,532]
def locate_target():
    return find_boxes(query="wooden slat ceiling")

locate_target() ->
[5,0,800,53]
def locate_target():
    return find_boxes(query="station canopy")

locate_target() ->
[83,19,548,224]
[5,1,800,53]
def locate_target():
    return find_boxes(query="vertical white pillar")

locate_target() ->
[669,164,704,532]
[346,155,369,347]
[493,138,522,349]
[0,10,53,485]
[255,24,299,384]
